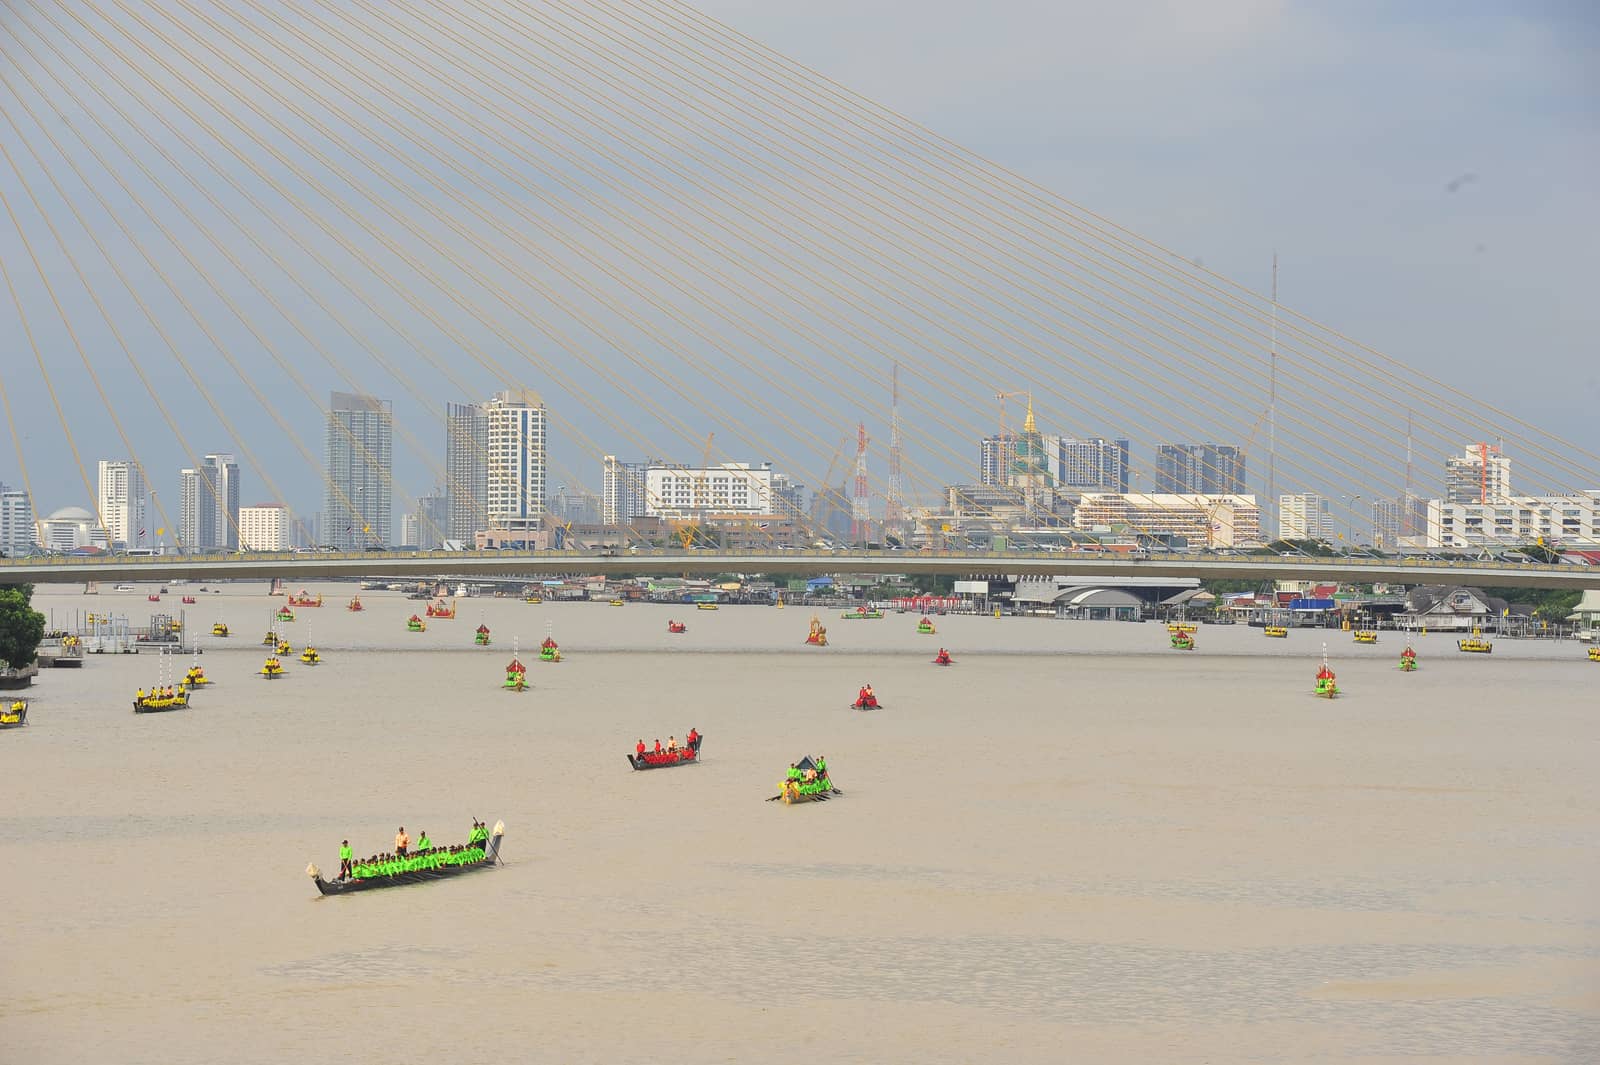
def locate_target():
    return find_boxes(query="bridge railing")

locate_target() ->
[0,545,1583,578]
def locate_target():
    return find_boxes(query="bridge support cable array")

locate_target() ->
[259,0,1465,521]
[518,0,1593,511]
[4,17,563,549]
[5,4,698,548]
[48,0,832,530]
[634,0,1600,489]
[0,0,1591,562]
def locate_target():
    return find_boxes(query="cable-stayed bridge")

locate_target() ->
[1,1,1595,588]
[0,546,1595,589]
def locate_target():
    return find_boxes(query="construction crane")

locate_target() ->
[809,434,853,544]
[994,390,1030,482]
[672,432,718,551]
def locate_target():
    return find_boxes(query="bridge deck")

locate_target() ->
[1,549,1594,590]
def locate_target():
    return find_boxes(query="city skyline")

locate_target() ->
[7,423,1600,553]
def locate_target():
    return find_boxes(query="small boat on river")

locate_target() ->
[771,756,839,804]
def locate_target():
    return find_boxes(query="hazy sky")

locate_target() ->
[1,0,1595,533]
[697,0,1599,390]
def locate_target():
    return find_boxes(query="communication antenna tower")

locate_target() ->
[886,364,905,535]
[851,422,870,544]
[1268,253,1278,532]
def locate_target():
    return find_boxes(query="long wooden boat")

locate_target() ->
[1263,626,1288,638]
[1,699,27,729]
[133,690,190,713]
[309,823,505,896]
[1457,637,1493,654]
[628,734,703,770]
[1352,630,1378,644]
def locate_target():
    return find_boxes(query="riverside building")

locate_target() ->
[1074,493,1262,549]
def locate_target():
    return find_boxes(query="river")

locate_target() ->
[3,584,1597,1063]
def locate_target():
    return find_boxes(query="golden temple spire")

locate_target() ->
[1022,393,1037,435]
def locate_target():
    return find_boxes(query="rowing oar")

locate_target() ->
[765,793,783,801]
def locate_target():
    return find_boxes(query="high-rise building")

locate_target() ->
[770,470,806,519]
[1444,443,1511,504]
[206,453,240,549]
[238,504,291,551]
[401,513,420,548]
[179,465,216,550]
[979,436,1015,486]
[445,401,489,541]
[1278,493,1333,541]
[1371,497,1426,549]
[484,389,547,534]
[1046,436,1130,494]
[326,391,393,550]
[1156,444,1246,495]
[414,491,448,550]
[0,482,37,556]
[178,454,240,550]
[96,460,146,548]
[550,485,600,526]
[602,455,649,527]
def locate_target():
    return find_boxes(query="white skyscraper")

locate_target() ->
[484,389,547,534]
[1278,493,1333,541]
[326,392,393,550]
[179,465,216,550]
[0,482,37,556]
[97,460,146,547]
[178,454,241,550]
[207,453,240,549]
[1444,443,1511,504]
[602,455,648,526]
[1044,436,1131,494]
[1280,489,1331,540]
[445,401,489,541]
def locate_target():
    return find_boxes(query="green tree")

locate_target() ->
[0,584,46,670]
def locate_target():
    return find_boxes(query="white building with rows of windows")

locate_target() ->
[644,463,774,517]
[239,504,292,551]
[1426,491,1600,549]
[1073,493,1262,548]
